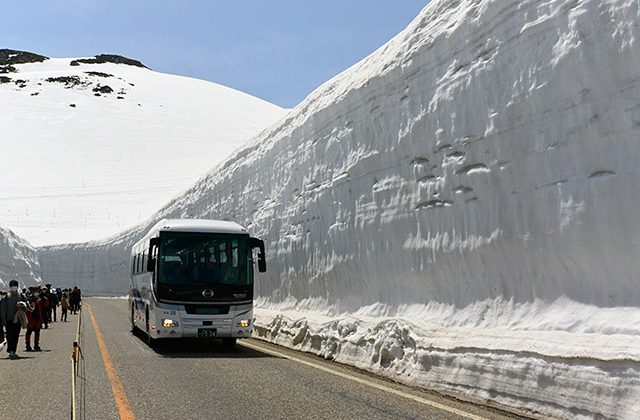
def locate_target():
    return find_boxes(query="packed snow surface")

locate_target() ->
[40,0,640,418]
[0,226,41,289]
[0,56,287,245]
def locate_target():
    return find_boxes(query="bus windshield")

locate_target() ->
[159,232,251,287]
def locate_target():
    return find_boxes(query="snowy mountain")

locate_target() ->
[39,0,640,418]
[0,225,41,289]
[0,50,287,246]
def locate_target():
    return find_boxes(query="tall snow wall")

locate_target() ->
[40,0,640,417]
[0,226,41,289]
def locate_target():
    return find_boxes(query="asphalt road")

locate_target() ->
[0,298,527,420]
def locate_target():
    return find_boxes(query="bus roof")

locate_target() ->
[133,219,249,250]
[151,219,248,234]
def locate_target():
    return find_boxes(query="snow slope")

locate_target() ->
[39,0,640,417]
[0,226,41,289]
[0,53,287,246]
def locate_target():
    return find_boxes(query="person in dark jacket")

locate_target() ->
[0,280,27,359]
[70,287,81,314]
[56,288,63,308]
[47,287,59,323]
[25,286,48,352]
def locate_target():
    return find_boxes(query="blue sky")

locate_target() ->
[3,1,429,108]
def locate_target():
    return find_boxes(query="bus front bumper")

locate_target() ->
[150,311,253,339]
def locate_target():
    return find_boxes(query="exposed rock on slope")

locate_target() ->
[0,49,48,74]
[0,49,48,65]
[70,54,147,68]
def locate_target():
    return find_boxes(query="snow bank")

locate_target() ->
[0,226,41,289]
[253,305,640,419]
[40,0,640,417]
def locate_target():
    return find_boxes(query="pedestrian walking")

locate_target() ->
[42,285,51,328]
[0,280,27,359]
[70,287,81,314]
[60,292,69,322]
[48,287,59,322]
[25,287,47,352]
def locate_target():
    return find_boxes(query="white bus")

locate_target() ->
[129,219,266,348]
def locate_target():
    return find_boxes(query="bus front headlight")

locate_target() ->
[162,319,178,328]
[238,320,250,328]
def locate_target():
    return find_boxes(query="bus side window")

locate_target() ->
[142,250,147,272]
[232,240,239,267]
[219,243,228,264]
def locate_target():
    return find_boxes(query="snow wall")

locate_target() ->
[0,226,41,289]
[40,0,640,417]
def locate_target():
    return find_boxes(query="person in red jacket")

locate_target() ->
[25,286,48,352]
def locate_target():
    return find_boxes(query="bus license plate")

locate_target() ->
[197,328,217,338]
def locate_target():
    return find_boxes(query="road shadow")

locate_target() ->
[131,328,277,359]
[0,356,37,360]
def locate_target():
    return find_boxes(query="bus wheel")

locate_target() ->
[221,338,237,349]
[130,307,136,333]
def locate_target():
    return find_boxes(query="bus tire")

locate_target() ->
[130,307,136,333]
[221,338,237,349]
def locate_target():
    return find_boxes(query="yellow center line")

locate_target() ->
[87,303,136,420]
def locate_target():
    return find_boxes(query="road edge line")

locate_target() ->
[240,340,486,420]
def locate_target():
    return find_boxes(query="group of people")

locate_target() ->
[0,279,82,359]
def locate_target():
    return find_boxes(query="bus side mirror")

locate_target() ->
[147,237,160,272]
[249,237,267,273]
